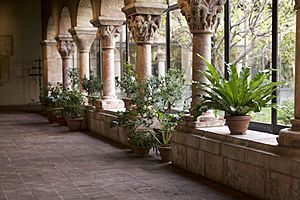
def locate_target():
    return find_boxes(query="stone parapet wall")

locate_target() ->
[86,109,129,146]
[172,126,300,200]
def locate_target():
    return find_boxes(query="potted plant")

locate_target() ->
[194,55,283,135]
[116,63,138,110]
[130,129,158,157]
[151,68,186,162]
[60,68,85,131]
[62,90,85,131]
[110,78,156,150]
[40,83,62,123]
[82,72,102,107]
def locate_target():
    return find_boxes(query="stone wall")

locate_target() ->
[86,109,129,146]
[85,109,300,200]
[172,126,300,200]
[0,0,42,105]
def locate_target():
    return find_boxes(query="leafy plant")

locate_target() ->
[61,90,84,118]
[40,82,63,113]
[68,68,80,91]
[150,68,186,147]
[194,55,283,116]
[277,99,294,126]
[82,72,102,102]
[116,63,138,99]
[130,129,158,148]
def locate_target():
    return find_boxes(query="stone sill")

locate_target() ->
[177,125,300,159]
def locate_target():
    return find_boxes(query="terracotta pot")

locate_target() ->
[159,146,172,162]
[56,116,67,126]
[67,117,84,132]
[132,146,150,157]
[47,112,56,123]
[123,98,136,111]
[225,115,251,135]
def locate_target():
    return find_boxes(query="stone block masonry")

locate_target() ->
[172,125,300,200]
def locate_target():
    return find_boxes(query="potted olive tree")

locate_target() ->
[40,83,62,123]
[62,90,85,131]
[82,72,102,107]
[151,68,186,162]
[130,129,158,157]
[116,63,138,110]
[194,55,283,135]
[61,68,85,131]
[110,77,156,154]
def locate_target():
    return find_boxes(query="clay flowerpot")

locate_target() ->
[56,116,67,126]
[132,146,151,157]
[159,146,172,162]
[123,98,136,111]
[67,117,84,132]
[47,112,56,123]
[225,115,251,135]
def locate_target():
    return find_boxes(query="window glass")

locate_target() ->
[230,0,273,124]
[277,0,295,126]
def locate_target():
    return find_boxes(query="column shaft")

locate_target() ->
[41,44,48,86]
[136,44,152,81]
[295,11,300,119]
[191,33,211,108]
[102,48,116,99]
[79,52,90,80]
[62,57,72,89]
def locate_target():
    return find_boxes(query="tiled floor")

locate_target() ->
[0,111,258,200]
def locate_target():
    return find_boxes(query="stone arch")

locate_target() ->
[46,16,56,40]
[77,0,93,27]
[59,7,72,35]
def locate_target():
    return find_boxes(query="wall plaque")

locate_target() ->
[0,35,13,56]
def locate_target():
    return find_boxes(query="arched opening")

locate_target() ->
[46,16,56,40]
[59,7,72,35]
[77,0,93,27]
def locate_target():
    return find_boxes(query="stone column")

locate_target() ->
[122,2,166,81]
[178,0,226,108]
[69,27,97,91]
[55,35,75,89]
[157,52,166,77]
[41,39,61,85]
[277,0,300,148]
[91,21,124,109]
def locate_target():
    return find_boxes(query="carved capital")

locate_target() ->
[128,14,161,44]
[178,0,226,33]
[98,25,121,49]
[296,0,300,10]
[55,36,75,59]
[69,27,97,53]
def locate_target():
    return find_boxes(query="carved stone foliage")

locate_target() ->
[128,14,161,44]
[296,0,300,10]
[56,40,75,58]
[178,0,226,33]
[98,25,122,48]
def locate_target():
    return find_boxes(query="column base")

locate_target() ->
[277,119,300,148]
[277,128,300,148]
[96,99,124,110]
[181,112,225,128]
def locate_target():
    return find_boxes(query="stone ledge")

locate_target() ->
[172,126,300,200]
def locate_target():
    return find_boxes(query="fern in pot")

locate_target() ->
[194,55,283,135]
